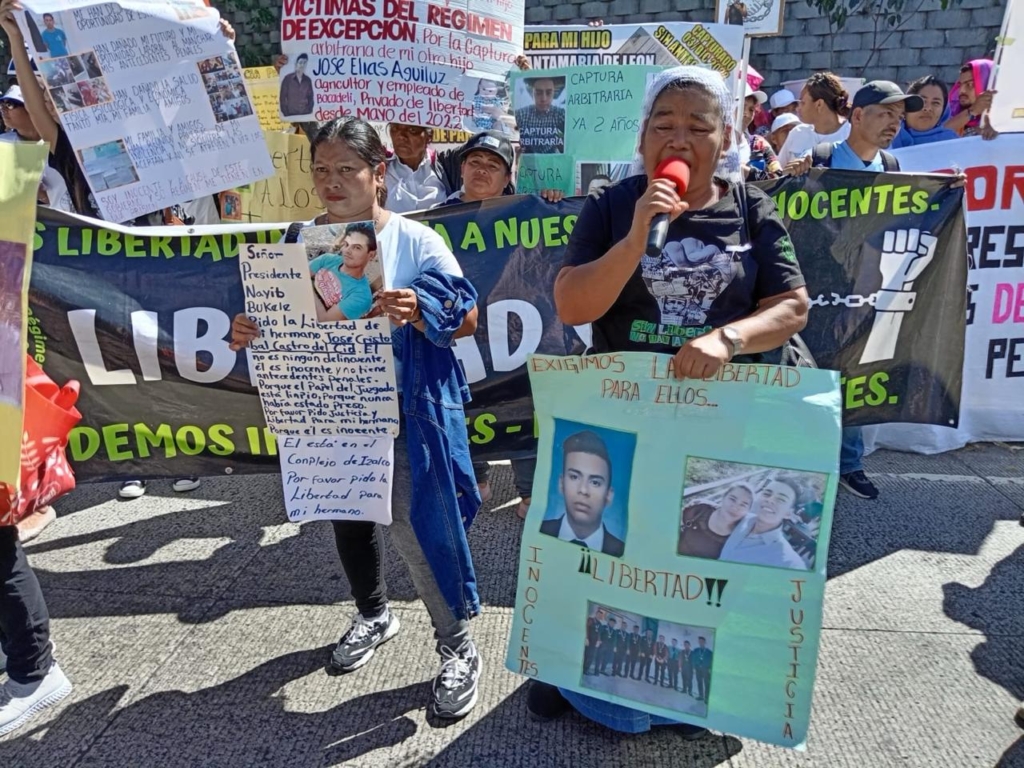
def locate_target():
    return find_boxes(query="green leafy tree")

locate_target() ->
[805,0,964,70]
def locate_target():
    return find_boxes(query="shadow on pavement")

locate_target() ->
[943,544,1024,706]
[0,650,742,768]
[827,454,1022,580]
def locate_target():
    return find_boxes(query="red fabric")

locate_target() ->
[0,358,81,527]
[746,66,763,90]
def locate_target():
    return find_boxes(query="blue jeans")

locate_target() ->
[840,426,864,475]
[559,689,684,733]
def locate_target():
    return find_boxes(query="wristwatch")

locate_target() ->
[720,326,742,360]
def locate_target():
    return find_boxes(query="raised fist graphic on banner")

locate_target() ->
[859,228,938,364]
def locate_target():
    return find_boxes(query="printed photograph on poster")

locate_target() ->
[515,75,567,155]
[581,601,715,717]
[170,0,214,22]
[0,241,26,408]
[77,140,141,192]
[278,53,314,119]
[576,162,633,196]
[301,224,384,322]
[715,0,786,37]
[463,76,516,136]
[678,457,827,571]
[198,54,253,123]
[22,10,69,58]
[76,139,140,192]
[38,51,113,115]
[540,419,634,557]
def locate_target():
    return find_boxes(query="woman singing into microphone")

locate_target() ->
[537,68,811,738]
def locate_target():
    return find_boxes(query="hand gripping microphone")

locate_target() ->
[645,158,691,257]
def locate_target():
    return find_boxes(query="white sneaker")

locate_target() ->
[17,506,57,543]
[0,662,72,736]
[171,477,200,493]
[118,480,147,499]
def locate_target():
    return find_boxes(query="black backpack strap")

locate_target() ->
[736,181,753,245]
[810,142,833,168]
[284,222,305,243]
[880,150,899,172]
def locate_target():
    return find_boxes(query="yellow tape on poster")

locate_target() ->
[244,66,290,132]
[0,141,47,486]
[224,131,322,224]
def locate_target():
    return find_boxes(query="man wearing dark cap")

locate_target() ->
[516,76,566,154]
[790,81,924,503]
[791,81,922,177]
[539,430,625,557]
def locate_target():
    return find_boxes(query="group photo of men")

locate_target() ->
[581,604,715,718]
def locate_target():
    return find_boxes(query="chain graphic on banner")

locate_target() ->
[808,229,937,365]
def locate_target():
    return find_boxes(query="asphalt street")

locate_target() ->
[1,444,1022,767]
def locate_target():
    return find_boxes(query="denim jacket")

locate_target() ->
[393,268,482,621]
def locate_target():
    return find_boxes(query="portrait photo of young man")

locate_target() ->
[540,425,634,557]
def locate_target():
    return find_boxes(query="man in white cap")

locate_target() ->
[768,113,800,154]
[769,88,799,118]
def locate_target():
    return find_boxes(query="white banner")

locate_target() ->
[16,0,273,224]
[869,137,1024,453]
[279,0,524,128]
[990,0,1024,133]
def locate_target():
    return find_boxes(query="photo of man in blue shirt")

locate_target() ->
[40,14,68,57]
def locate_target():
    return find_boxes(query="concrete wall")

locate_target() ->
[228,0,1006,91]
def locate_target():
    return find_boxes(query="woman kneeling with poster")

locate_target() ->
[229,117,484,720]
[540,67,811,737]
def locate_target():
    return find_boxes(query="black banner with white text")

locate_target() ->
[27,170,966,481]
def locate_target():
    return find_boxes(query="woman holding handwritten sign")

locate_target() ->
[540,67,811,738]
[230,117,484,720]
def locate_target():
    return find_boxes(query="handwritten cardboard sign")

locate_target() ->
[17,0,273,223]
[278,0,524,130]
[507,352,841,748]
[238,242,399,437]
[279,435,394,523]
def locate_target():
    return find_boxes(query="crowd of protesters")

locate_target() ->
[1,0,1017,744]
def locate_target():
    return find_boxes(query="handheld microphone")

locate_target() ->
[645,158,690,257]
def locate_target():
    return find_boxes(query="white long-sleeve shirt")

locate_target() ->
[385,154,447,214]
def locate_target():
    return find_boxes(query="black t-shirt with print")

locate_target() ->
[563,175,805,356]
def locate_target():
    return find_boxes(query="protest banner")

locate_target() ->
[244,66,291,132]
[989,0,1024,134]
[865,136,1024,454]
[26,173,968,481]
[236,131,322,224]
[0,142,48,487]
[505,352,840,747]
[278,0,524,130]
[715,0,785,37]
[758,169,968,431]
[15,0,273,223]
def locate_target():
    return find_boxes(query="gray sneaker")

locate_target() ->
[329,609,400,673]
[0,661,72,736]
[431,641,481,719]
